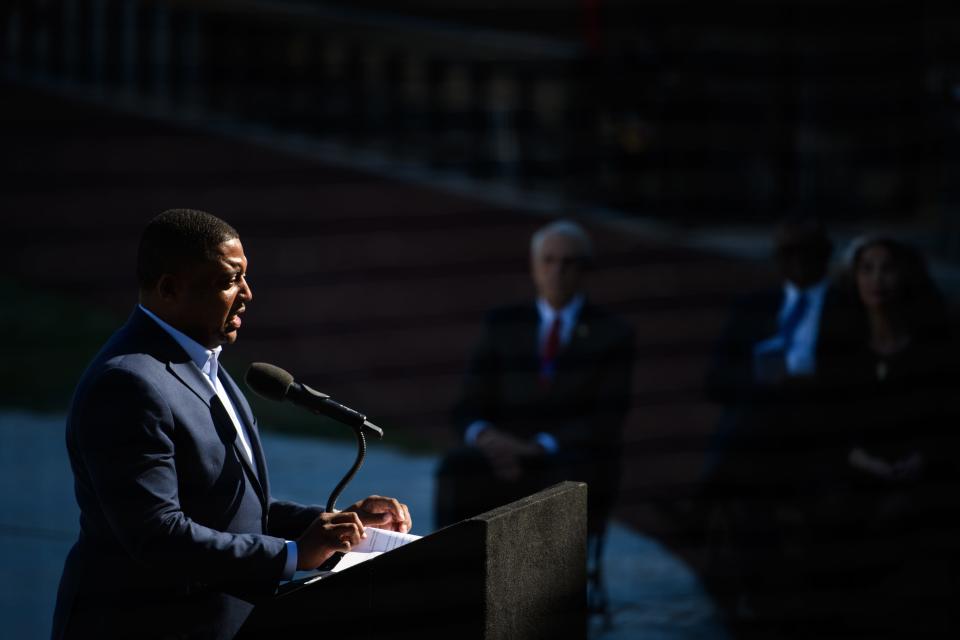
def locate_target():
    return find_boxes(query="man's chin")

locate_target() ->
[545,293,576,309]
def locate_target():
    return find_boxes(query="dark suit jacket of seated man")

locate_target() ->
[702,218,855,502]
[52,210,411,640]
[435,220,634,534]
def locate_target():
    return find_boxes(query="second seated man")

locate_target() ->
[435,219,635,539]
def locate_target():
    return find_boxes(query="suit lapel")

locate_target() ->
[524,304,541,361]
[219,366,270,501]
[771,290,787,334]
[515,304,542,379]
[167,360,214,407]
[559,304,592,363]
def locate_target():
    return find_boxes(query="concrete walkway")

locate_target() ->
[0,411,729,639]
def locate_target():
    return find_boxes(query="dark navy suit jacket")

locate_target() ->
[702,285,856,493]
[452,301,635,526]
[52,308,323,639]
[454,302,634,451]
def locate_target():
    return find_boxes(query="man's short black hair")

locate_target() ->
[137,209,239,290]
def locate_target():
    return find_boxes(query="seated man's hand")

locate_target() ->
[848,447,894,481]
[343,495,412,534]
[475,427,545,482]
[892,451,924,481]
[296,511,365,570]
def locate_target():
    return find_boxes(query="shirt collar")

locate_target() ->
[139,304,222,375]
[536,294,585,327]
[783,279,829,305]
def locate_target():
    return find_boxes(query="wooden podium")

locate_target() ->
[238,481,588,640]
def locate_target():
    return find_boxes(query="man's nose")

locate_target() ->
[241,277,254,302]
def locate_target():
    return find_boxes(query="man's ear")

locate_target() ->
[156,273,180,301]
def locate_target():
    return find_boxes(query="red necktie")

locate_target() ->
[540,316,563,382]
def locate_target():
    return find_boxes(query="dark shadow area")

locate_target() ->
[5,1,960,636]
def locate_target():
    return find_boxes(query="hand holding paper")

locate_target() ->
[352,527,421,554]
[324,527,422,574]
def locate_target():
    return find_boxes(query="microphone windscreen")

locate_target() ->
[245,362,295,402]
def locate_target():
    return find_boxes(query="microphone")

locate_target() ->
[245,362,383,438]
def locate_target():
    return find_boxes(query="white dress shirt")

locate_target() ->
[752,280,829,377]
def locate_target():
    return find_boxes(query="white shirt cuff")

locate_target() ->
[535,432,559,454]
[464,420,492,445]
[281,540,297,580]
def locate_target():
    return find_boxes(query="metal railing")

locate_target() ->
[6,1,958,234]
[2,0,599,198]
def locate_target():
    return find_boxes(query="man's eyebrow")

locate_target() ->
[221,264,245,278]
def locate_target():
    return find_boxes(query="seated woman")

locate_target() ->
[814,237,960,634]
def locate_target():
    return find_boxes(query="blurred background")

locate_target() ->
[2,0,960,637]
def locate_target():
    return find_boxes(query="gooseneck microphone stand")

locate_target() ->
[326,425,367,513]
[318,424,374,572]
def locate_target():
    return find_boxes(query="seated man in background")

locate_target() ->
[700,217,852,620]
[435,219,634,577]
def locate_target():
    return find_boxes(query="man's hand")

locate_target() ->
[475,427,544,482]
[848,447,894,481]
[892,451,924,481]
[343,495,412,534]
[296,511,365,570]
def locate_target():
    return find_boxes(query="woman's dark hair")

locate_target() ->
[848,236,949,342]
[137,209,238,290]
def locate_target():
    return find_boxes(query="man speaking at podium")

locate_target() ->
[52,210,411,640]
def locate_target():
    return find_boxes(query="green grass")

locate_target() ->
[0,279,121,410]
